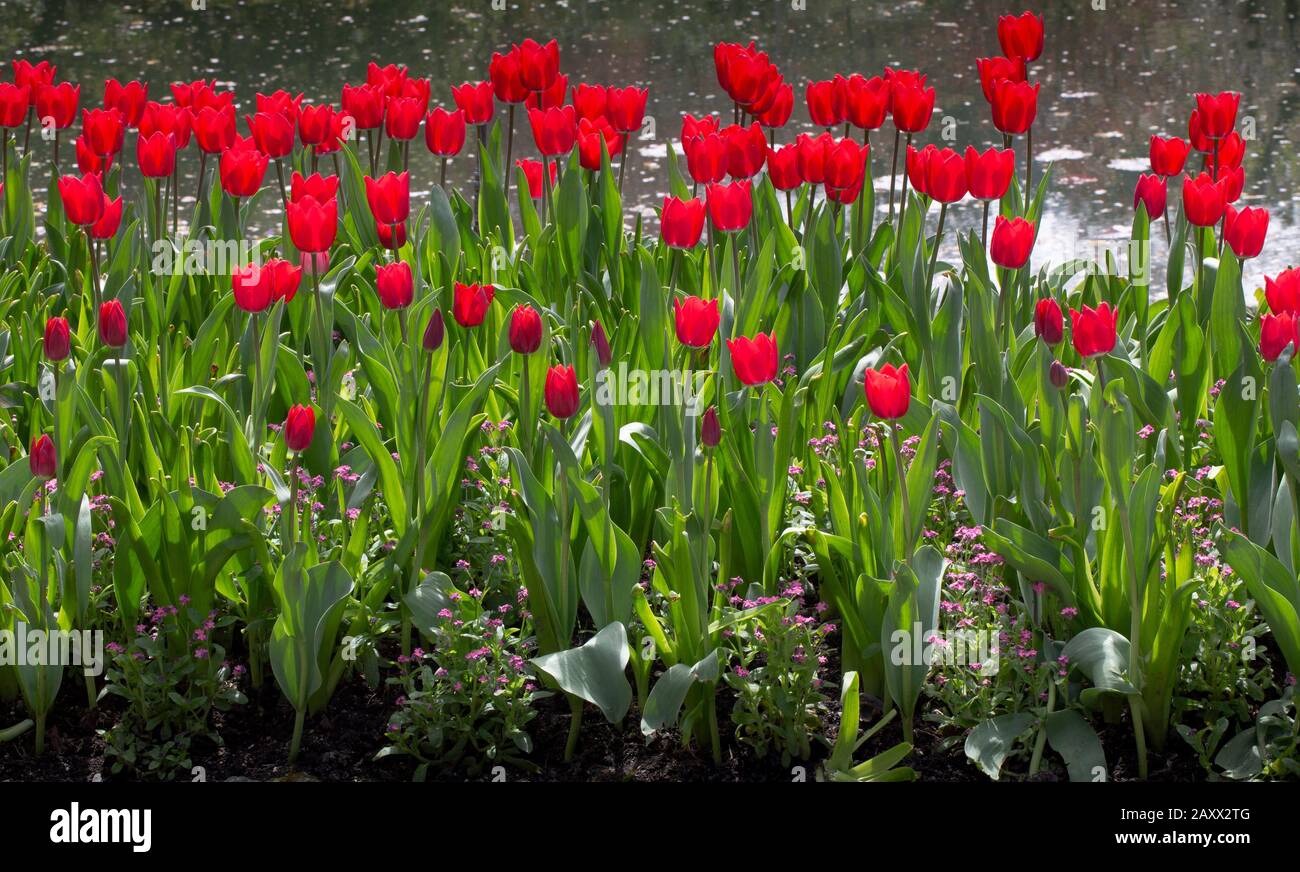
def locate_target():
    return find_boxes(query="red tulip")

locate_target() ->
[990,216,1035,269]
[0,82,28,127]
[171,79,232,112]
[104,78,148,127]
[864,363,910,419]
[906,143,934,195]
[90,194,123,240]
[284,404,315,452]
[515,159,556,198]
[490,50,529,105]
[365,171,410,226]
[136,130,176,178]
[453,282,495,327]
[246,111,294,158]
[681,113,720,145]
[701,406,721,447]
[1149,135,1189,177]
[964,146,1014,200]
[13,60,56,95]
[286,195,337,253]
[1187,110,1215,154]
[99,299,128,348]
[384,95,423,141]
[192,104,236,154]
[509,305,543,354]
[806,77,846,128]
[1133,173,1167,221]
[975,56,1026,102]
[684,133,727,185]
[755,82,794,128]
[577,116,623,171]
[997,12,1045,62]
[528,105,577,156]
[590,320,612,368]
[266,258,303,303]
[824,137,869,192]
[661,195,706,248]
[606,86,648,133]
[544,364,580,418]
[425,107,465,156]
[525,73,568,111]
[423,308,445,352]
[766,144,801,191]
[1034,298,1064,345]
[232,262,273,313]
[297,103,335,147]
[139,101,191,149]
[924,147,967,203]
[1259,312,1300,362]
[1194,91,1239,139]
[706,180,753,232]
[75,136,104,174]
[891,83,935,133]
[449,81,493,126]
[990,79,1039,135]
[398,78,431,116]
[375,261,413,310]
[715,43,768,104]
[367,63,408,99]
[798,132,833,184]
[44,316,71,361]
[290,171,339,204]
[57,173,105,226]
[219,140,269,198]
[257,90,304,124]
[35,82,78,128]
[1182,172,1226,227]
[1217,131,1246,170]
[342,83,385,130]
[724,122,766,179]
[745,62,785,117]
[1265,268,1300,315]
[517,39,560,92]
[1224,205,1268,259]
[571,83,608,121]
[726,331,778,386]
[81,107,124,157]
[1069,302,1118,358]
[29,434,56,480]
[674,296,720,348]
[844,74,889,130]
[1214,164,1245,204]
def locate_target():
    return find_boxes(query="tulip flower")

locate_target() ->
[726,331,778,386]
[795,133,831,186]
[0,82,29,128]
[674,296,720,348]
[384,95,423,141]
[905,143,934,195]
[490,50,530,105]
[684,133,727,185]
[1187,110,1215,154]
[767,143,802,192]
[990,79,1039,136]
[1214,164,1245,204]
[245,111,294,159]
[1259,312,1300,362]
[824,138,869,192]
[57,172,105,226]
[806,77,846,128]
[75,136,104,174]
[576,116,623,171]
[1149,135,1189,177]
[90,194,123,241]
[964,146,1015,201]
[139,101,192,149]
[864,363,910,420]
[232,262,273,313]
[606,86,648,133]
[290,171,339,204]
[1216,131,1245,170]
[681,113,720,145]
[1133,173,1168,229]
[453,282,495,327]
[286,194,338,252]
[257,90,304,124]
[136,130,176,178]
[525,74,568,112]
[924,147,967,203]
[266,258,303,303]
[755,82,794,128]
[509,305,543,355]
[376,220,407,250]
[706,180,753,232]
[375,261,413,310]
[1182,172,1226,227]
[367,62,408,98]
[543,364,580,418]
[1033,298,1064,345]
[891,82,935,133]
[700,406,721,448]
[1194,91,1240,139]
[297,103,335,147]
[975,56,1026,102]
[661,196,706,249]
[844,74,889,130]
[423,308,446,352]
[365,171,410,226]
[342,82,385,130]
[219,141,270,198]
[528,105,577,156]
[13,60,56,93]
[81,107,124,158]
[1049,360,1070,389]
[425,107,465,156]
[1224,205,1268,259]
[451,81,494,126]
[724,122,767,179]
[104,78,147,126]
[571,83,608,121]
[517,39,561,92]
[716,43,768,105]
[193,104,236,153]
[44,316,71,361]
[284,404,315,453]
[35,82,78,128]
[990,216,1035,270]
[99,299,128,348]
[29,434,56,480]
[1069,302,1118,358]
[998,11,1045,63]
[1265,268,1300,315]
[515,158,556,199]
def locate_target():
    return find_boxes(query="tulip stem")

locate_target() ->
[618,140,628,194]
[981,200,990,252]
[730,231,741,295]
[892,133,913,269]
[86,229,102,314]
[887,128,900,221]
[274,159,288,208]
[1025,126,1033,199]
[504,104,515,200]
[250,312,263,448]
[439,157,447,192]
[195,152,208,223]
[891,422,912,552]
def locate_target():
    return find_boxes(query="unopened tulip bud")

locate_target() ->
[701,406,721,447]
[423,308,445,352]
[590,320,612,369]
[1049,360,1069,389]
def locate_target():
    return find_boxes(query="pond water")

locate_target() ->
[3,0,1299,291]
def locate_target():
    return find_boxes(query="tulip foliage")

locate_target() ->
[0,13,1295,782]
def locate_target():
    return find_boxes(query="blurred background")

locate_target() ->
[2,0,1299,285]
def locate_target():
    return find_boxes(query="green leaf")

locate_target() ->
[530,621,632,724]
[965,712,1034,780]
[640,649,719,736]
[1046,709,1107,782]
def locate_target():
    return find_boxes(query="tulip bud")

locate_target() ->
[44,316,71,362]
[98,299,128,348]
[422,308,445,352]
[283,404,315,453]
[590,320,612,369]
[701,406,721,448]
[1049,360,1069,389]
[29,434,56,479]
[509,305,543,355]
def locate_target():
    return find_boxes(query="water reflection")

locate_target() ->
[2,0,1298,289]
